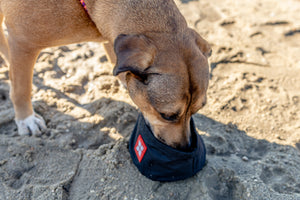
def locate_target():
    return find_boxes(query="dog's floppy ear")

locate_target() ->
[190,29,212,58]
[113,34,156,78]
[185,29,210,113]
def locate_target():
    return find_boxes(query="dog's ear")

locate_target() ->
[190,29,212,58]
[113,34,156,79]
[185,29,210,113]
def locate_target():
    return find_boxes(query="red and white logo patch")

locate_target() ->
[134,135,147,163]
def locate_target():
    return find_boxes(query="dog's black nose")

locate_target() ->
[174,138,192,152]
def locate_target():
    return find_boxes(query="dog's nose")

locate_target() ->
[176,143,191,152]
[173,136,192,151]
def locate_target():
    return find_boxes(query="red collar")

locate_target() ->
[79,0,88,13]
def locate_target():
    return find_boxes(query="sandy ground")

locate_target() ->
[0,0,300,199]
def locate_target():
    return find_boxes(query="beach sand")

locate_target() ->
[0,0,299,199]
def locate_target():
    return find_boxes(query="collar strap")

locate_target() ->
[79,0,88,13]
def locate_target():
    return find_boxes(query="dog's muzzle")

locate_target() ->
[129,113,206,182]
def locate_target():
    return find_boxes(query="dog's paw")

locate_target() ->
[15,113,47,136]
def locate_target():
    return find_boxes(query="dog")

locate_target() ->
[0,0,211,149]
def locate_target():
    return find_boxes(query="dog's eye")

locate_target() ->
[160,113,179,121]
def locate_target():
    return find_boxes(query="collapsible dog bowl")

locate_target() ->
[129,113,206,182]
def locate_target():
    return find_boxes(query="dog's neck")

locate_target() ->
[84,0,187,43]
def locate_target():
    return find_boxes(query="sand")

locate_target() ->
[0,0,299,199]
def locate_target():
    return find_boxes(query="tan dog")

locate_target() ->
[0,0,211,149]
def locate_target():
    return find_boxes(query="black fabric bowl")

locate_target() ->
[129,113,206,182]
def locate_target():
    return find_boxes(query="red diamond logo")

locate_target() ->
[134,135,147,163]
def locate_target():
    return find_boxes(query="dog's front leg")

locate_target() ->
[8,39,46,136]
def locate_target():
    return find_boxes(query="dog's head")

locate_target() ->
[113,29,211,149]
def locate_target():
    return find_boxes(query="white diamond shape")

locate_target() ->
[136,141,144,156]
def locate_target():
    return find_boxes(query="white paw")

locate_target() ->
[15,113,47,136]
